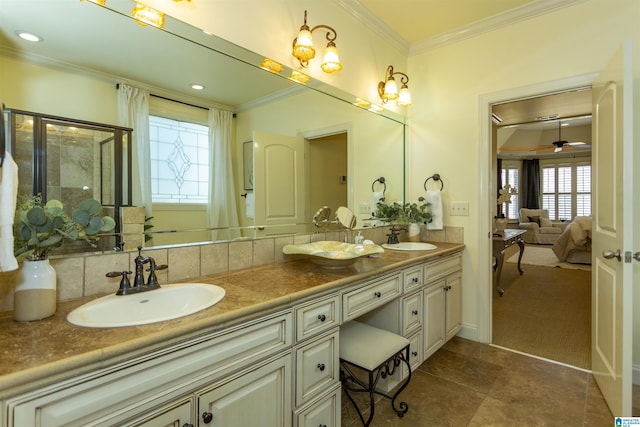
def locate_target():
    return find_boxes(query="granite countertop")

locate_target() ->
[0,243,464,398]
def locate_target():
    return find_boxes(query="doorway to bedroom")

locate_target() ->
[490,88,593,370]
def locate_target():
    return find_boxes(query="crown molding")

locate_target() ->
[410,0,587,56]
[335,0,410,56]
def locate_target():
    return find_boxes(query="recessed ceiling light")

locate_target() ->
[190,83,205,90]
[16,31,42,42]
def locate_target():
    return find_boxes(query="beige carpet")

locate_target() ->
[493,264,591,369]
[506,244,591,271]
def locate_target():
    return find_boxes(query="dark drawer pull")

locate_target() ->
[412,309,418,315]
[412,351,418,357]
[412,277,419,283]
[317,363,326,371]
[318,314,326,322]
[374,291,381,298]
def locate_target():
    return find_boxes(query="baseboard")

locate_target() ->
[457,323,479,342]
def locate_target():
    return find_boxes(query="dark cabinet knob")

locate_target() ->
[412,351,418,357]
[317,363,326,371]
[374,291,381,298]
[202,412,213,424]
[412,277,419,283]
[183,424,194,427]
[412,309,418,315]
[318,314,326,322]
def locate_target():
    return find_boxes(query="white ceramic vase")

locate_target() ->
[495,217,508,234]
[408,223,421,242]
[14,259,57,322]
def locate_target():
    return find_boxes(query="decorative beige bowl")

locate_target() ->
[283,241,384,268]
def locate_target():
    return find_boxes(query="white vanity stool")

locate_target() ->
[339,321,412,426]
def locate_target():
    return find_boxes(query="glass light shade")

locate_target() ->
[321,44,342,73]
[293,29,315,62]
[397,86,412,106]
[132,4,165,28]
[383,78,399,101]
[289,70,311,83]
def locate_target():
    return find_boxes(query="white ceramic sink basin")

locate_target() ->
[67,283,225,328]
[382,242,438,251]
[283,240,384,268]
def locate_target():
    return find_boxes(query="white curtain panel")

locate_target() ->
[117,83,152,217]
[208,108,240,240]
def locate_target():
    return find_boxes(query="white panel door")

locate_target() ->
[591,41,634,416]
[253,131,305,236]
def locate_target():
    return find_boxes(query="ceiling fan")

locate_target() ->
[550,121,589,152]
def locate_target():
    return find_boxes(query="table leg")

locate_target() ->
[494,249,505,297]
[516,239,525,275]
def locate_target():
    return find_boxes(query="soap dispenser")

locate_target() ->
[355,231,364,246]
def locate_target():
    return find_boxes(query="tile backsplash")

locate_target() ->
[0,226,463,312]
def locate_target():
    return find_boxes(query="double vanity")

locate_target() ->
[0,242,463,427]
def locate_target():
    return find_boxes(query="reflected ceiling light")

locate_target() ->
[292,10,342,73]
[16,31,42,42]
[190,83,205,90]
[368,104,384,113]
[260,58,284,74]
[289,70,311,84]
[81,0,106,5]
[353,98,371,108]
[131,3,165,28]
[378,65,411,106]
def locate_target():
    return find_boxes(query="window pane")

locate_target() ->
[557,166,571,193]
[576,165,591,192]
[577,194,591,216]
[542,195,555,219]
[149,116,209,204]
[542,167,555,193]
[558,194,572,220]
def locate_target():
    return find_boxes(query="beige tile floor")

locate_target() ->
[341,337,614,426]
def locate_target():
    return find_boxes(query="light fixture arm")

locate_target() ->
[292,10,340,69]
[384,65,409,86]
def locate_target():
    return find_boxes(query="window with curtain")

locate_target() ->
[541,159,591,220]
[148,97,209,204]
[500,161,520,220]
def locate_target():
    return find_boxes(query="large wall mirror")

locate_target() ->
[1,0,406,253]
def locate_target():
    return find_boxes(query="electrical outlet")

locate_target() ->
[359,202,370,214]
[450,201,469,216]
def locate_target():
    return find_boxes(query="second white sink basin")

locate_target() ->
[67,283,225,328]
[382,242,438,251]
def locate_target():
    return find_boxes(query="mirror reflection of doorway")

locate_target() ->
[490,89,593,371]
[308,132,348,215]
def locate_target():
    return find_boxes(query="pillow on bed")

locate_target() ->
[527,216,541,225]
[539,217,553,227]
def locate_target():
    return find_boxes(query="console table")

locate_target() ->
[492,229,526,296]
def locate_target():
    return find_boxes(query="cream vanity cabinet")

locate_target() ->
[423,255,463,359]
[293,295,341,427]
[4,312,293,427]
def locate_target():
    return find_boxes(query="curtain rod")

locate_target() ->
[115,84,236,117]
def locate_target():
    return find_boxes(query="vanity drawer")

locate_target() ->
[402,291,422,335]
[294,384,341,427]
[295,295,340,342]
[423,254,462,284]
[342,273,401,321]
[295,330,339,407]
[402,265,423,293]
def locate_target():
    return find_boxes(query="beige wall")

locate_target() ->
[406,0,640,341]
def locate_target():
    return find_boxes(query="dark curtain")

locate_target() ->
[521,159,540,208]
[496,159,503,217]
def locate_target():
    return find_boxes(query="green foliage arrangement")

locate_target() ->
[374,197,433,224]
[14,195,116,261]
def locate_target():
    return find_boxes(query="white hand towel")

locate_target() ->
[0,152,19,272]
[426,190,443,230]
[371,191,384,217]
[245,192,255,220]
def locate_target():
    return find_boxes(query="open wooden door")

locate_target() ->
[253,131,306,237]
[591,41,634,416]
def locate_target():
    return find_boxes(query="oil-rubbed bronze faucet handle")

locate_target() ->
[106,271,133,295]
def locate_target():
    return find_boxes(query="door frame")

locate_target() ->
[476,73,598,343]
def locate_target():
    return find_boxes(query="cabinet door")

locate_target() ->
[127,398,193,427]
[445,273,462,341]
[197,355,291,427]
[295,331,339,407]
[423,281,445,359]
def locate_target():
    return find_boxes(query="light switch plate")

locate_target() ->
[450,201,469,216]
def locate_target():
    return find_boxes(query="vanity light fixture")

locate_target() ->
[131,3,165,28]
[378,65,411,106]
[260,58,284,74]
[292,10,342,73]
[289,70,311,84]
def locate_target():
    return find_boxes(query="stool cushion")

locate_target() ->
[340,321,410,371]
